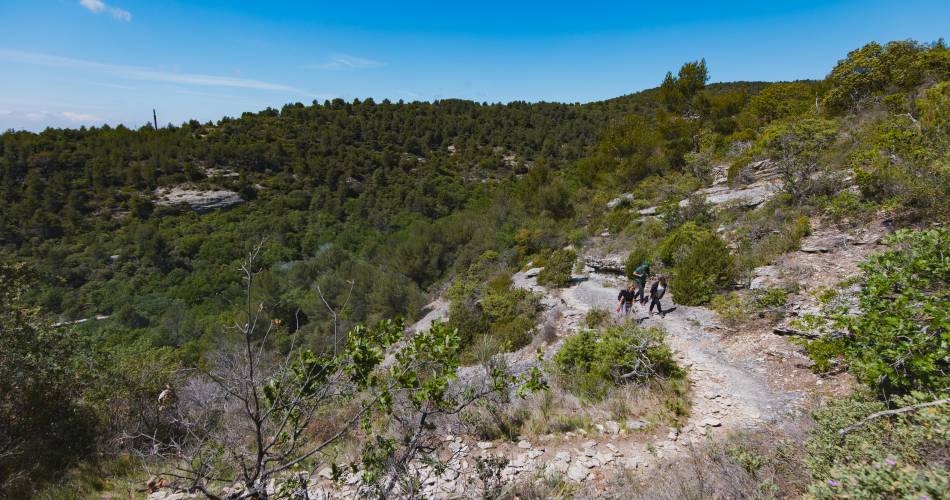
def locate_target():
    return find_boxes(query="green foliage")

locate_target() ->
[657,222,705,266]
[823,40,949,115]
[805,392,949,495]
[851,111,950,223]
[583,308,612,329]
[597,115,665,188]
[756,287,789,309]
[917,80,950,148]
[820,191,875,225]
[803,229,949,394]
[808,461,948,499]
[553,323,681,401]
[447,253,540,360]
[670,235,734,306]
[660,59,710,114]
[733,201,811,276]
[0,265,100,495]
[0,97,620,357]
[537,248,577,288]
[656,223,735,305]
[632,172,702,207]
[743,81,820,126]
[760,117,839,201]
[710,292,746,328]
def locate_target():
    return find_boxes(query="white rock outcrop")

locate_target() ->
[154,187,243,212]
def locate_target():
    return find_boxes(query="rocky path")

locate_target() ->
[553,271,796,432]
[305,217,887,498]
[370,269,806,498]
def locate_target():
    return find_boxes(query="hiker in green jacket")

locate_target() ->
[632,260,651,304]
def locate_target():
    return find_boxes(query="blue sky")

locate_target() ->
[0,0,946,131]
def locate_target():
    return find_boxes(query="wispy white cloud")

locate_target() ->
[61,111,102,122]
[79,0,132,22]
[0,49,302,92]
[310,54,386,70]
[11,110,103,123]
[88,81,134,90]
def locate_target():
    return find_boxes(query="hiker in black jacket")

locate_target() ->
[649,276,669,317]
[617,283,637,317]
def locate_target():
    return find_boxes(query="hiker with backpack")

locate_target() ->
[649,276,669,317]
[631,260,651,305]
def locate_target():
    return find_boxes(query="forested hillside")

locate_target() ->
[1,39,947,498]
[0,78,779,359]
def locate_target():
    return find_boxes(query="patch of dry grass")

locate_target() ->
[589,421,812,499]
[460,373,690,441]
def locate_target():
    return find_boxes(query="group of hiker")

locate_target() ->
[616,260,670,318]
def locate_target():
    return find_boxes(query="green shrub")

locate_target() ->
[710,292,746,328]
[756,287,788,309]
[805,392,949,495]
[657,222,706,266]
[822,40,948,115]
[759,117,839,201]
[802,229,949,394]
[554,324,681,401]
[821,191,875,225]
[733,206,811,276]
[851,112,950,223]
[583,308,612,329]
[668,230,735,306]
[809,461,949,499]
[603,208,633,234]
[448,256,540,361]
[537,249,577,288]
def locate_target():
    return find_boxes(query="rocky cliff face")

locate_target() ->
[154,186,244,212]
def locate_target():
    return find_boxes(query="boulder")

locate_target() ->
[750,265,782,290]
[583,254,627,274]
[567,462,590,482]
[681,180,783,210]
[625,419,648,430]
[606,192,635,209]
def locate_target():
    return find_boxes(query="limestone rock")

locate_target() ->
[523,267,542,278]
[567,462,590,482]
[606,192,635,209]
[750,265,782,290]
[625,419,648,430]
[583,254,627,274]
[154,186,243,212]
[702,417,722,427]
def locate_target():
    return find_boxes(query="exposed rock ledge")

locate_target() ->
[154,186,244,212]
[583,253,628,274]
